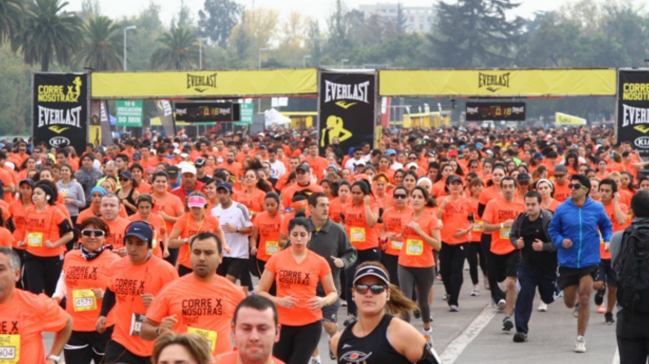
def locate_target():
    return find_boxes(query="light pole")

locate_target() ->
[123,25,136,71]
[341,58,349,68]
[303,54,311,68]
[199,37,209,70]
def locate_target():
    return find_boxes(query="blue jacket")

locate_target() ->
[548,197,612,269]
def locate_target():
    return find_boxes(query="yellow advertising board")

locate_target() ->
[555,112,586,125]
[379,69,616,97]
[91,69,318,99]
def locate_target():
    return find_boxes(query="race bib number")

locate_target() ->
[472,221,483,232]
[187,327,217,354]
[72,289,97,312]
[350,228,366,242]
[60,189,68,198]
[499,228,511,239]
[391,241,403,250]
[27,232,43,247]
[0,335,20,364]
[265,241,279,256]
[406,239,423,256]
[130,313,146,336]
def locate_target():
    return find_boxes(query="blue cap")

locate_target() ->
[19,178,35,187]
[533,152,544,160]
[459,145,466,151]
[476,142,483,150]
[217,181,233,193]
[124,221,153,243]
[386,149,397,156]
[327,164,340,172]
[90,186,107,196]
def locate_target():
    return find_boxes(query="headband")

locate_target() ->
[536,178,554,191]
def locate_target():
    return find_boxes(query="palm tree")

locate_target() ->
[149,27,199,70]
[0,0,24,47]
[74,16,122,71]
[13,0,82,71]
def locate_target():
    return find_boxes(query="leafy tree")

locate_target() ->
[149,27,199,70]
[79,0,100,19]
[0,43,31,134]
[123,2,164,71]
[74,16,122,70]
[13,0,83,71]
[228,11,253,67]
[171,0,194,30]
[0,0,24,47]
[198,0,241,48]
[306,20,323,66]
[396,3,407,32]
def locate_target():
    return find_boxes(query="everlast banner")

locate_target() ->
[319,72,375,157]
[33,73,88,153]
[617,69,649,159]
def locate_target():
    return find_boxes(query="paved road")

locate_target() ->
[44,269,619,364]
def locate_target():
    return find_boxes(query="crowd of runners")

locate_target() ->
[2,123,649,363]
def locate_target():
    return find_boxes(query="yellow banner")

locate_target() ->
[91,69,318,99]
[555,112,586,125]
[379,69,616,97]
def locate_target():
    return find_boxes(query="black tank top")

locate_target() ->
[337,314,411,364]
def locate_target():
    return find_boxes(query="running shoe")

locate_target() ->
[597,304,606,314]
[513,332,527,343]
[502,316,514,331]
[437,274,442,281]
[340,300,347,307]
[594,289,605,306]
[605,312,615,325]
[343,314,357,327]
[309,356,321,364]
[442,294,449,301]
[497,299,506,311]
[574,336,586,353]
[449,305,459,312]
[573,304,579,318]
[422,328,433,346]
[538,302,548,312]
[471,285,480,296]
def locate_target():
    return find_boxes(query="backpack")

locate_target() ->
[615,224,649,314]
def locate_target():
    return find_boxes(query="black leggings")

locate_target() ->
[481,234,505,302]
[466,241,487,285]
[381,253,400,286]
[273,321,322,364]
[345,248,381,316]
[439,242,468,306]
[398,265,435,324]
[103,340,150,364]
[24,252,63,297]
[164,247,179,266]
[64,327,113,364]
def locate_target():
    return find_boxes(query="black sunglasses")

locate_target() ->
[354,284,387,295]
[393,194,408,199]
[569,183,586,190]
[81,229,106,237]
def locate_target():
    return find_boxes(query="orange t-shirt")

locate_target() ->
[431,180,446,198]
[281,182,324,209]
[437,197,473,244]
[482,197,525,255]
[328,198,346,224]
[399,211,439,268]
[0,226,12,247]
[301,156,329,181]
[478,186,501,215]
[107,256,178,357]
[8,200,31,249]
[601,201,630,260]
[128,213,166,258]
[102,217,130,251]
[172,213,222,269]
[151,193,185,234]
[0,168,15,204]
[382,207,413,256]
[0,289,69,364]
[24,204,69,257]
[553,182,571,202]
[542,199,561,212]
[469,198,483,242]
[233,188,266,218]
[134,181,152,194]
[343,202,380,251]
[62,249,119,331]
[146,274,245,357]
[213,351,285,364]
[253,211,282,262]
[265,249,331,326]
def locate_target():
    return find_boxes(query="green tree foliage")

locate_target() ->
[149,27,199,70]
[0,0,24,47]
[74,16,122,71]
[13,0,83,71]
[198,0,242,48]
[0,43,31,134]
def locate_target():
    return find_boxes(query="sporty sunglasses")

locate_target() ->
[354,284,388,295]
[568,183,587,190]
[81,229,106,237]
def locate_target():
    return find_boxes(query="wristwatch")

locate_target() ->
[47,355,61,363]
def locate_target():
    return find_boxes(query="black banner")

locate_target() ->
[617,70,649,159]
[33,73,87,153]
[319,72,375,155]
[174,102,240,122]
[465,102,526,121]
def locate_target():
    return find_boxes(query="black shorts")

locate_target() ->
[491,251,520,282]
[322,297,341,323]
[557,265,599,290]
[65,326,113,355]
[217,257,248,279]
[596,259,617,287]
[103,339,150,364]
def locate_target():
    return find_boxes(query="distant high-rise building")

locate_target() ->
[358,3,435,32]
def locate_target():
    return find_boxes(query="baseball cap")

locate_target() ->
[554,164,567,174]
[195,158,206,167]
[327,164,340,172]
[19,178,35,188]
[90,186,107,196]
[180,164,197,175]
[446,175,462,184]
[406,162,419,170]
[119,171,132,180]
[173,148,181,155]
[132,152,141,161]
[187,195,207,208]
[533,152,544,160]
[448,150,459,157]
[259,144,267,149]
[217,181,233,193]
[386,149,397,156]
[517,173,531,182]
[296,162,311,173]
[353,265,390,286]
[167,166,180,177]
[124,221,153,244]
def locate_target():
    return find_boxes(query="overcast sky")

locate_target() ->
[66,0,572,26]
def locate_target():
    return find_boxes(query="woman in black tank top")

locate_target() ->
[118,172,139,215]
[331,262,442,364]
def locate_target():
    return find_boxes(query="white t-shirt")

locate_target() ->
[211,202,253,259]
[269,160,286,179]
[344,157,366,172]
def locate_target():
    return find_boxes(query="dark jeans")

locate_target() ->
[439,242,468,306]
[345,248,381,316]
[617,311,649,364]
[481,234,505,303]
[514,262,557,334]
[466,241,487,285]
[24,252,63,297]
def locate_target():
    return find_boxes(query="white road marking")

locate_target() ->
[612,346,619,364]
[440,305,497,364]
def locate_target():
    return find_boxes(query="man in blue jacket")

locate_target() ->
[548,174,612,354]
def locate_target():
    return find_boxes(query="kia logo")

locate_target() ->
[49,136,70,147]
[634,136,649,149]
